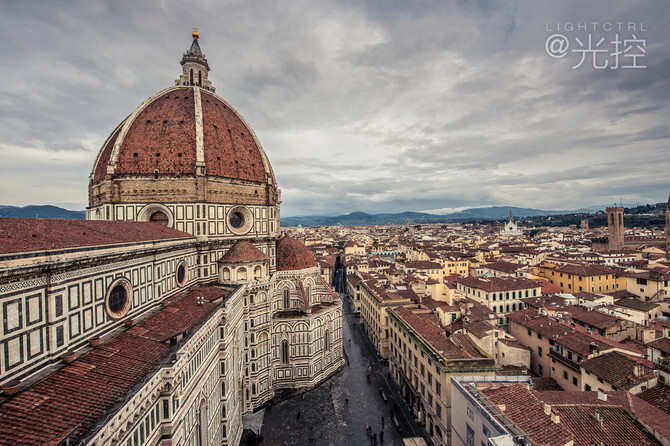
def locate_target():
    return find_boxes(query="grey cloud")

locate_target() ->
[0,0,668,216]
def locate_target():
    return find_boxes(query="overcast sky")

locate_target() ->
[0,0,668,217]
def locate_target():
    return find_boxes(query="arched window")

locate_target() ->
[324,329,330,351]
[197,399,207,446]
[198,70,202,86]
[283,289,290,309]
[281,340,289,364]
[190,68,194,85]
[149,211,169,226]
[238,267,247,281]
[492,305,497,313]
[306,285,311,303]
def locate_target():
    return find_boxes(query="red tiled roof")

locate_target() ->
[478,383,573,445]
[92,87,268,184]
[567,306,623,330]
[579,351,655,391]
[508,310,574,339]
[218,240,269,263]
[554,263,617,277]
[201,90,266,182]
[390,306,492,364]
[646,337,670,354]
[0,286,228,445]
[639,383,670,415]
[0,218,192,255]
[276,235,316,271]
[554,331,610,357]
[481,260,524,274]
[405,260,442,270]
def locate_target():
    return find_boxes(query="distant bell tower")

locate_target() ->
[606,204,625,250]
[665,195,670,259]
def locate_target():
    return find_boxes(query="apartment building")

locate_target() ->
[388,305,496,445]
[455,276,542,326]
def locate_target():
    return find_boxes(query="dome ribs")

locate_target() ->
[201,91,266,182]
[92,125,123,183]
[91,87,273,188]
[116,89,197,176]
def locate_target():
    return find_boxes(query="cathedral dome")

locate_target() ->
[88,32,279,213]
[276,235,316,271]
[90,87,273,185]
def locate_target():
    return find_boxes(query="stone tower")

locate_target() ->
[665,195,670,259]
[606,204,625,250]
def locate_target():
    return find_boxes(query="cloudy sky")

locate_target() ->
[0,0,668,217]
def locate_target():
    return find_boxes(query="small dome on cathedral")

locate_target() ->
[276,235,316,271]
[218,240,269,264]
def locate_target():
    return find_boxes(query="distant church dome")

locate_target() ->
[89,32,279,218]
[276,235,316,271]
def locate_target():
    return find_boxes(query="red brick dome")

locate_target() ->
[276,235,316,271]
[90,87,274,185]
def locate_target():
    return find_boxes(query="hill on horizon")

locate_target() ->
[280,203,663,227]
[0,205,86,220]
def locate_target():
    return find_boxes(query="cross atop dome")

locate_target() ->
[175,28,215,92]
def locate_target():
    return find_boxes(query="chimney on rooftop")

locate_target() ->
[597,389,608,401]
[543,403,551,416]
[497,404,506,413]
[550,408,560,424]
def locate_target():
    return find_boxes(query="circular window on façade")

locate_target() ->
[105,278,133,319]
[227,206,253,235]
[176,261,188,287]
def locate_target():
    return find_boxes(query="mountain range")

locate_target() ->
[3,203,660,228]
[0,205,86,220]
[280,206,607,227]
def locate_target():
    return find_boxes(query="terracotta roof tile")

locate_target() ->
[0,286,228,445]
[639,383,670,415]
[276,235,316,271]
[0,218,193,255]
[218,240,269,263]
[580,351,654,391]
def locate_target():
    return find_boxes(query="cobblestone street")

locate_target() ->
[260,285,427,446]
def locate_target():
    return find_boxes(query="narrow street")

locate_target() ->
[260,265,427,445]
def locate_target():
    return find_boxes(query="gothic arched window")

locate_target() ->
[281,340,289,364]
[283,289,290,309]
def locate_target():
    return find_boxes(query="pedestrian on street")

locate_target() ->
[297,410,300,420]
[381,415,384,427]
[373,432,377,445]
[380,430,384,443]
[345,398,348,405]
